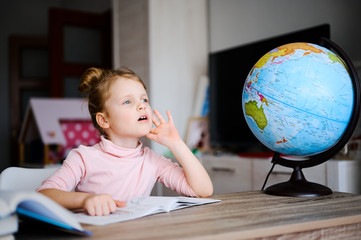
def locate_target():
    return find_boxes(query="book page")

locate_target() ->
[74,196,220,226]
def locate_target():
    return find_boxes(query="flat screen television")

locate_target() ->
[209,24,331,153]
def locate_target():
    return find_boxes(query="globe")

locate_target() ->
[242,42,353,157]
[242,39,360,197]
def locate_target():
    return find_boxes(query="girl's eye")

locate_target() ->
[142,99,148,103]
[123,100,131,105]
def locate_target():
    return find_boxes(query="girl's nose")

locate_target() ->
[138,103,146,110]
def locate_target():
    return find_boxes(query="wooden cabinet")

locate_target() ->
[202,154,252,194]
[326,159,361,194]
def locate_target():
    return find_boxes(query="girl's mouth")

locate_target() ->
[138,115,148,121]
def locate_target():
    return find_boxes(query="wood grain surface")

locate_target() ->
[16,191,361,240]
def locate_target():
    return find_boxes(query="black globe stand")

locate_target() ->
[263,152,333,197]
[264,165,333,197]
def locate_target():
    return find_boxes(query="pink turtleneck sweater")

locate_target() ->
[37,136,197,201]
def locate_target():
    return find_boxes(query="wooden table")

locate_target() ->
[16,191,361,239]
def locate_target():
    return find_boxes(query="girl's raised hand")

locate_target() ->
[146,110,214,197]
[146,110,181,148]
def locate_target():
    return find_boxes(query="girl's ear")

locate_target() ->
[96,112,109,129]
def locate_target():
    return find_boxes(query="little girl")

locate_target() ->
[38,67,213,216]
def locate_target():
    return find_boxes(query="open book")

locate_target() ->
[75,196,220,226]
[0,190,91,236]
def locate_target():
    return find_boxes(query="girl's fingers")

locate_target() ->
[153,109,166,123]
[95,205,103,216]
[152,115,160,127]
[115,200,127,208]
[166,110,174,124]
[86,206,95,216]
[101,204,110,216]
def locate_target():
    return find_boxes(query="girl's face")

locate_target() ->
[98,77,153,147]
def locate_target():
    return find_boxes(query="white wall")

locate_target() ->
[148,0,208,154]
[113,0,208,155]
[209,0,361,66]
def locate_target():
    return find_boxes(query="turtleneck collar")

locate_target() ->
[99,136,143,158]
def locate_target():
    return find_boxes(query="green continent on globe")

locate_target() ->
[244,100,268,130]
[327,52,347,68]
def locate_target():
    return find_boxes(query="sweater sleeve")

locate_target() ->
[149,149,198,197]
[37,149,85,192]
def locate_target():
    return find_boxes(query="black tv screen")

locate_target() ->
[209,24,331,153]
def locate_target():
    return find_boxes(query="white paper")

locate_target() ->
[74,196,220,226]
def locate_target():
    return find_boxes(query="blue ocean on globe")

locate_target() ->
[242,42,354,156]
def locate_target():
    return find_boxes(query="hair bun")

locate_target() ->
[78,67,103,94]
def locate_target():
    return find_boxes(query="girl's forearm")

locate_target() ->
[38,188,90,210]
[168,140,213,197]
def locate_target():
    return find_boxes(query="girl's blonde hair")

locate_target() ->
[78,67,146,137]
